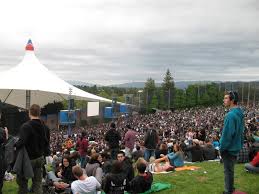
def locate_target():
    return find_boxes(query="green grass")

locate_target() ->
[3,162,259,194]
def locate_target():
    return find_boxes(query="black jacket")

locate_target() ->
[130,172,153,194]
[61,166,76,184]
[186,145,204,162]
[0,127,7,175]
[13,146,34,179]
[15,119,49,160]
[144,129,158,149]
[105,128,121,149]
[0,127,6,157]
[121,157,134,182]
[102,172,129,194]
[203,144,216,160]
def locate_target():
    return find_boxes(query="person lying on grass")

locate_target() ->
[245,151,259,173]
[135,157,175,173]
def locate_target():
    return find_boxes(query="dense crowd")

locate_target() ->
[1,104,259,194]
[50,106,258,155]
[42,105,259,193]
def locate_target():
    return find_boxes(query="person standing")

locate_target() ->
[144,123,159,162]
[220,91,244,194]
[105,122,121,160]
[15,104,49,194]
[124,124,138,158]
[76,130,89,168]
[0,127,8,194]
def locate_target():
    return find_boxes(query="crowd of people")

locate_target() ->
[1,100,259,194]
[50,105,259,164]
[43,104,259,193]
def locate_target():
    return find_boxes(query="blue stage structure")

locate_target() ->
[59,110,76,125]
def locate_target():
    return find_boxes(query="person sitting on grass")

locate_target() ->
[117,151,135,182]
[202,139,216,161]
[185,139,204,162]
[102,160,129,194]
[71,165,101,194]
[153,144,184,168]
[47,156,76,193]
[155,143,168,159]
[245,151,259,173]
[129,160,153,194]
[85,153,103,184]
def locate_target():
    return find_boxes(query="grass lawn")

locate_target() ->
[3,161,259,194]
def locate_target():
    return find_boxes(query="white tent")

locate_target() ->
[0,40,112,109]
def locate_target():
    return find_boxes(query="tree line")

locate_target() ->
[70,70,259,113]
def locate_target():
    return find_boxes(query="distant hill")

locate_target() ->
[109,82,160,88]
[109,81,218,89]
[67,80,97,87]
[68,80,223,89]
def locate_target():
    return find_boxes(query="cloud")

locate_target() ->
[0,0,258,85]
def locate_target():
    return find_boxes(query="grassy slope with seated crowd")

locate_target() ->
[3,162,259,194]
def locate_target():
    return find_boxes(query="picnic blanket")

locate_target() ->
[137,182,172,194]
[175,165,201,171]
[152,171,173,174]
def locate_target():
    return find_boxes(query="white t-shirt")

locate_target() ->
[71,176,101,194]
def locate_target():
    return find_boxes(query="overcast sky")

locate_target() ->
[0,0,258,85]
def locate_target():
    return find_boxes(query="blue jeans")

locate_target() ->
[245,163,259,173]
[47,171,61,182]
[222,151,236,194]
[144,149,155,162]
[80,156,86,168]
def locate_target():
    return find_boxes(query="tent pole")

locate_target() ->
[3,89,13,103]
[26,90,31,110]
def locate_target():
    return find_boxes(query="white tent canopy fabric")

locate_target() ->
[0,40,111,109]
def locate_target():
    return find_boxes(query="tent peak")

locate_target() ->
[25,39,34,51]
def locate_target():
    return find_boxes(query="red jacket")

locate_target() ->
[124,130,138,150]
[76,137,89,156]
[251,152,259,167]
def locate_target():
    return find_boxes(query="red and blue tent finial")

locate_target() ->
[25,39,34,51]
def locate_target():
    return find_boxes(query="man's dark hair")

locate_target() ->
[226,91,239,105]
[81,130,87,140]
[110,122,116,129]
[101,152,110,160]
[117,151,125,157]
[29,104,41,117]
[136,145,140,150]
[111,160,123,174]
[136,162,147,174]
[149,123,154,128]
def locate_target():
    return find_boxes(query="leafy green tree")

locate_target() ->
[185,85,197,107]
[162,69,175,109]
[144,78,156,108]
[148,94,158,111]
[174,88,186,108]
[42,102,64,115]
